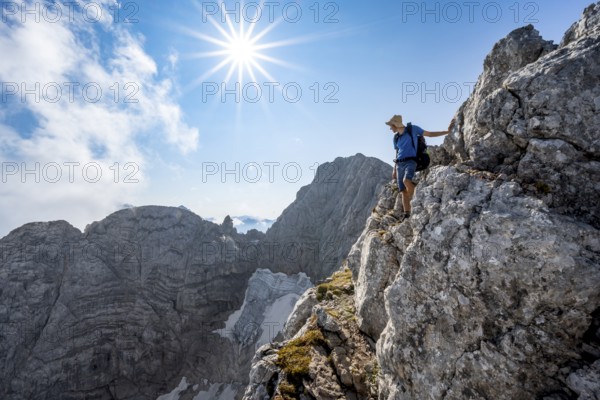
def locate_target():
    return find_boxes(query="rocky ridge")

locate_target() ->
[243,268,379,400]
[0,207,257,399]
[245,4,600,399]
[438,5,600,227]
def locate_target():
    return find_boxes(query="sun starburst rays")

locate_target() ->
[183,11,290,89]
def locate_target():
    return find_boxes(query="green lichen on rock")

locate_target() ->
[275,329,326,379]
[254,266,379,399]
[316,267,354,301]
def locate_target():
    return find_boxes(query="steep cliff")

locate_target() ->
[264,154,391,281]
[0,207,258,399]
[245,4,600,399]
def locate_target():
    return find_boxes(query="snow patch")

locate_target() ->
[193,383,237,400]
[257,292,301,347]
[213,269,312,346]
[216,303,245,340]
[156,377,189,400]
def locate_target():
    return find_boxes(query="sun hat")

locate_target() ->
[385,115,403,127]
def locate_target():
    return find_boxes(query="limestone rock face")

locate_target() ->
[363,168,600,399]
[347,184,408,341]
[263,153,391,281]
[439,3,600,227]
[350,5,600,398]
[0,207,258,399]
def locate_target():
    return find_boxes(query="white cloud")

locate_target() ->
[167,49,179,71]
[0,1,199,237]
[231,217,243,226]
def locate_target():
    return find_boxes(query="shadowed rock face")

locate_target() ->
[264,153,392,281]
[245,4,600,400]
[0,207,258,399]
[0,154,391,399]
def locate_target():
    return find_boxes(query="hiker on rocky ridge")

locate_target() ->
[386,114,455,220]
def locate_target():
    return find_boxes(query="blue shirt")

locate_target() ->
[393,124,424,160]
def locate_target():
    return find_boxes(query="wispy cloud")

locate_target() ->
[0,1,199,237]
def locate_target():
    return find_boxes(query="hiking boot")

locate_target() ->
[401,212,411,221]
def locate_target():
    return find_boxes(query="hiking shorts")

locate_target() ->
[396,160,417,191]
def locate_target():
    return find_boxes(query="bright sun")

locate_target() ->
[183,12,292,86]
[228,37,257,64]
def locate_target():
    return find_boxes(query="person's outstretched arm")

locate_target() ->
[423,119,455,137]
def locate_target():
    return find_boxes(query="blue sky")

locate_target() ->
[0,0,593,237]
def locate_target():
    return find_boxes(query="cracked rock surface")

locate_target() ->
[359,173,599,399]
[243,268,379,400]
[355,4,600,399]
[438,4,600,227]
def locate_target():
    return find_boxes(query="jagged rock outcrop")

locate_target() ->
[0,154,388,400]
[347,184,406,342]
[439,4,600,227]
[357,4,600,399]
[281,287,319,340]
[243,269,379,400]
[354,170,600,399]
[246,4,600,399]
[438,24,557,169]
[561,3,600,46]
[263,154,391,281]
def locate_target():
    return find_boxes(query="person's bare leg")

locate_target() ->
[402,179,415,214]
[401,190,409,214]
[393,192,404,217]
